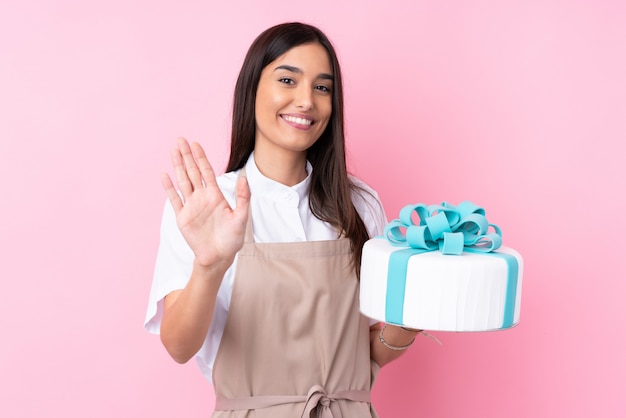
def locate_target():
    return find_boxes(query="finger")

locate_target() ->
[160,172,183,213]
[171,147,193,198]
[177,137,204,190]
[234,175,251,223]
[190,141,219,190]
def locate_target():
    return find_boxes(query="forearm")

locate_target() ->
[160,258,231,363]
[370,323,420,367]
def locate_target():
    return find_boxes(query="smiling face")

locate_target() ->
[254,42,333,161]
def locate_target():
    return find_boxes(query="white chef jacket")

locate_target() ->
[144,152,387,384]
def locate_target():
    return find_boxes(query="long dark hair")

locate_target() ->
[226,22,370,277]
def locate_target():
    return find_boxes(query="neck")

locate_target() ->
[253,146,308,186]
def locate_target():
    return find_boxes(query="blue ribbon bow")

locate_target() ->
[384,201,502,254]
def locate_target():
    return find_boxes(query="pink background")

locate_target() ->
[1,1,624,417]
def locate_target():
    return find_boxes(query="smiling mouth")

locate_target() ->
[282,115,313,126]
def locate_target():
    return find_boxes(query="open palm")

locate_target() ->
[161,138,250,267]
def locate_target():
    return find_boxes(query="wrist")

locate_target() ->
[193,256,233,278]
[379,324,416,351]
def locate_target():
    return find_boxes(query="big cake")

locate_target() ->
[360,201,523,332]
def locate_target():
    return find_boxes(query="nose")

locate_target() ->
[294,85,314,110]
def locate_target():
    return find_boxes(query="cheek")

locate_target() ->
[256,86,288,117]
[319,99,333,124]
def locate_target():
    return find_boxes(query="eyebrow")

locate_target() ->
[274,65,333,81]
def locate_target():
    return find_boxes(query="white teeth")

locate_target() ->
[283,115,312,126]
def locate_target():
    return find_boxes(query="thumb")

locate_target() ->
[234,175,251,221]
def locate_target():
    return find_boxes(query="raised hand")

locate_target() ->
[161,138,250,268]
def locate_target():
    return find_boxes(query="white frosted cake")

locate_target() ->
[359,201,523,332]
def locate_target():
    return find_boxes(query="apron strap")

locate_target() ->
[215,385,371,418]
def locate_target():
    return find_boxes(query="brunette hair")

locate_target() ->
[226,22,370,277]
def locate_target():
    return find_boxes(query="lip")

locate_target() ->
[281,113,315,130]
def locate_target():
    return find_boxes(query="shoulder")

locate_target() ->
[348,174,382,212]
[349,175,388,237]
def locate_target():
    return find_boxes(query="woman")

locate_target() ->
[145,22,422,417]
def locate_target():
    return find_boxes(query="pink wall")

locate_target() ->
[1,1,624,416]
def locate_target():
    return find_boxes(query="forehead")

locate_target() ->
[266,43,333,75]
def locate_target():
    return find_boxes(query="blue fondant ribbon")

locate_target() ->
[383,201,518,329]
[384,201,502,254]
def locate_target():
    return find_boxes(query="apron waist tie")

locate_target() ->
[215,384,371,417]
